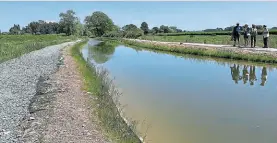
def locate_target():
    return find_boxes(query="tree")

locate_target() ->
[59,10,79,36]
[122,24,137,31]
[22,26,32,34]
[28,21,40,34]
[84,11,114,37]
[176,29,183,33]
[159,25,170,33]
[169,26,177,33]
[122,24,143,38]
[75,20,84,36]
[140,22,149,35]
[151,27,159,34]
[9,24,21,35]
[224,26,234,31]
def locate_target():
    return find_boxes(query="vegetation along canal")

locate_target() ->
[81,39,277,143]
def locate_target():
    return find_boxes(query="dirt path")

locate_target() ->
[40,46,108,143]
[126,38,277,54]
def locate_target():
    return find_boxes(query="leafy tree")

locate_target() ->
[83,25,92,37]
[169,26,177,33]
[74,19,85,36]
[159,25,170,33]
[59,10,79,36]
[9,24,21,35]
[176,29,183,33]
[84,11,114,37]
[140,22,149,35]
[28,21,40,34]
[122,24,138,31]
[151,27,159,34]
[122,24,143,38]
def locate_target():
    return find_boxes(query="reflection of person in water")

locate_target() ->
[242,65,249,84]
[249,66,257,85]
[230,64,241,84]
[260,67,267,86]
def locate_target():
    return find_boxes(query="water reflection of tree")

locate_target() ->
[88,42,116,64]
[230,64,268,86]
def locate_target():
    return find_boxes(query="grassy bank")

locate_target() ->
[98,37,277,64]
[140,35,277,48]
[0,34,77,63]
[70,40,142,143]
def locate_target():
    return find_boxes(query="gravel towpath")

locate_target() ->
[41,43,108,143]
[125,39,277,57]
[0,40,107,143]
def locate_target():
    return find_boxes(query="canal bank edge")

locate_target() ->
[98,37,277,64]
[70,40,143,143]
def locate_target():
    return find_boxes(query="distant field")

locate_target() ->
[0,34,77,62]
[141,35,277,48]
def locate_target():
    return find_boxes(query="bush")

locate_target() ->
[103,31,123,38]
[123,29,144,38]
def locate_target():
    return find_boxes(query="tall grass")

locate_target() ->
[71,40,142,143]
[0,34,77,63]
[141,35,277,48]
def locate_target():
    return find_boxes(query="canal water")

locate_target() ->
[81,39,277,143]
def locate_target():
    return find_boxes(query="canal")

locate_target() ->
[81,39,277,143]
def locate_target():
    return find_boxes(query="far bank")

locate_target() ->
[97,38,277,64]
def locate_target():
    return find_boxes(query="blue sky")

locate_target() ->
[0,1,276,32]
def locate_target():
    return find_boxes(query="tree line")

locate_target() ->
[1,10,276,38]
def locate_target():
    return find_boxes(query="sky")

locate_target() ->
[0,1,276,32]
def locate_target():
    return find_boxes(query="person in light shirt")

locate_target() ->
[243,24,251,47]
[263,25,269,48]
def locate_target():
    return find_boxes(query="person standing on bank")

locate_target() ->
[232,23,241,47]
[263,25,269,48]
[250,24,257,48]
[243,24,251,47]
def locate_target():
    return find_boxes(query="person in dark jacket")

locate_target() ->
[232,23,241,47]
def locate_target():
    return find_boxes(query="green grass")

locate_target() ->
[71,40,142,143]
[140,35,277,48]
[0,34,77,63]
[97,37,277,64]
[155,30,277,36]
[124,39,277,63]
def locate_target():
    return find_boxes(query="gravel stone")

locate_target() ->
[0,41,78,143]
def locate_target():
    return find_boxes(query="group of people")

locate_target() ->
[232,23,270,48]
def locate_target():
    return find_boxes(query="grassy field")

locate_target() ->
[0,34,77,63]
[71,40,142,143]
[140,35,277,48]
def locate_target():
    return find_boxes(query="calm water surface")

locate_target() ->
[82,40,277,143]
